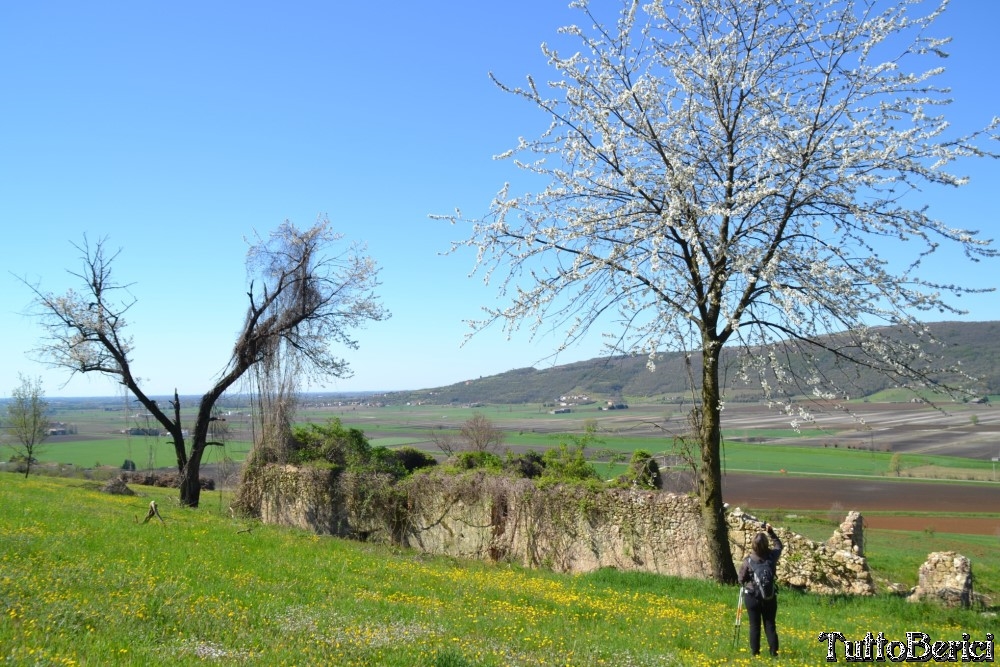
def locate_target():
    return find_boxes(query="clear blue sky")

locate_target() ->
[2,1,998,399]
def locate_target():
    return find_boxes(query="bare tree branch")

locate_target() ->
[17,217,388,507]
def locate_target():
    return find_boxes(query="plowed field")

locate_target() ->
[724,473,1000,535]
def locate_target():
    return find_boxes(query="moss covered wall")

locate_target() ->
[242,464,875,595]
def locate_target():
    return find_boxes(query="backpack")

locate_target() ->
[746,556,777,600]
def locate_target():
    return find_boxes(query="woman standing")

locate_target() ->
[737,523,783,657]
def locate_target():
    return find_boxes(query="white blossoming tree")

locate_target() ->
[23,219,388,508]
[445,0,997,581]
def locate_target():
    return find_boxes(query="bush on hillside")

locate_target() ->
[452,450,503,472]
[503,450,545,479]
[540,443,600,485]
[289,418,371,467]
[287,420,437,481]
[613,450,663,490]
[393,447,438,474]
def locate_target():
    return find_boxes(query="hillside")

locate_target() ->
[386,321,1000,405]
[3,478,996,666]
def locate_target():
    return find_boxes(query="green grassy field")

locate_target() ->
[0,476,996,666]
[26,438,252,470]
[302,400,997,481]
[19,398,995,486]
[24,432,991,487]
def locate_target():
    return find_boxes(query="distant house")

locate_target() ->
[47,422,73,436]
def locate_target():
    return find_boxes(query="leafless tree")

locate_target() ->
[21,218,388,507]
[460,413,505,453]
[430,428,460,457]
[431,413,506,456]
[4,374,50,478]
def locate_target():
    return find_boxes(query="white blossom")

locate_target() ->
[435,0,997,579]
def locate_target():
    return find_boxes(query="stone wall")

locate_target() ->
[728,508,874,595]
[244,465,876,595]
[907,551,976,608]
[401,473,718,579]
[255,465,350,535]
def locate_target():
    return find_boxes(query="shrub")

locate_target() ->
[365,446,407,478]
[453,450,503,471]
[503,450,545,479]
[393,447,438,474]
[289,419,371,467]
[283,420,437,482]
[613,450,662,490]
[540,443,600,484]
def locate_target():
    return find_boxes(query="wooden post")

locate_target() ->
[142,500,165,524]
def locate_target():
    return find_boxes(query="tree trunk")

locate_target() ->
[178,389,228,508]
[179,444,204,508]
[699,345,738,583]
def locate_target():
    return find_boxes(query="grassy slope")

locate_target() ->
[1,476,995,666]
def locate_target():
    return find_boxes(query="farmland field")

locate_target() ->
[8,396,998,537]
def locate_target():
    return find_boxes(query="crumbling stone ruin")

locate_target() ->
[728,508,875,595]
[242,465,878,595]
[907,551,981,609]
[827,511,864,558]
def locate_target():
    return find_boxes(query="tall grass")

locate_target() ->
[1,475,995,666]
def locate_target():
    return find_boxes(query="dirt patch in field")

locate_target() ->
[861,515,1000,536]
[723,473,1000,535]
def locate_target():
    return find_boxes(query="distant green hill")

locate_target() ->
[387,321,1000,405]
